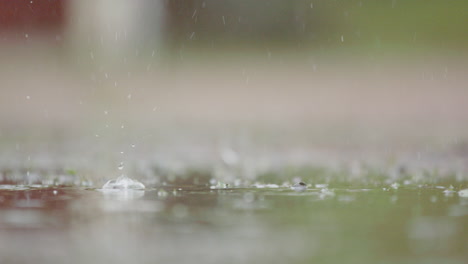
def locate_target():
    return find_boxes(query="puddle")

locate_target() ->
[0,181,467,264]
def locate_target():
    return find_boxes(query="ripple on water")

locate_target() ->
[458,189,468,197]
[0,185,31,191]
[97,189,146,201]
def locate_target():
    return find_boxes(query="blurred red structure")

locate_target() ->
[0,0,67,34]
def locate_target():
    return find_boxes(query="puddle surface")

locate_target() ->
[0,183,467,264]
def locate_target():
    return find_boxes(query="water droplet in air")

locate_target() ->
[26,96,30,100]
[118,162,124,170]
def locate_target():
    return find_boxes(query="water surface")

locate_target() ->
[1,182,466,264]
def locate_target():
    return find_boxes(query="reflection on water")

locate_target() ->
[0,183,467,264]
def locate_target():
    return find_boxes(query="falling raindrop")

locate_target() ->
[118,162,124,170]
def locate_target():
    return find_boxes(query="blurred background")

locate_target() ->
[0,0,467,183]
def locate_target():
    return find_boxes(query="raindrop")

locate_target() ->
[190,32,195,40]
[26,96,30,100]
[202,1,206,8]
[118,162,124,170]
[131,144,136,148]
[341,35,344,42]
[25,33,29,38]
[310,3,313,8]
[104,110,108,115]
[127,94,132,100]
[222,16,226,25]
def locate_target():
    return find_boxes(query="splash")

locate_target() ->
[102,175,145,190]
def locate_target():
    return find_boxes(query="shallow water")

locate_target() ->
[1,183,466,264]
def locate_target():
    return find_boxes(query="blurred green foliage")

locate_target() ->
[167,0,468,53]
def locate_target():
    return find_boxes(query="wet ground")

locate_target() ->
[0,180,467,264]
[1,48,468,263]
